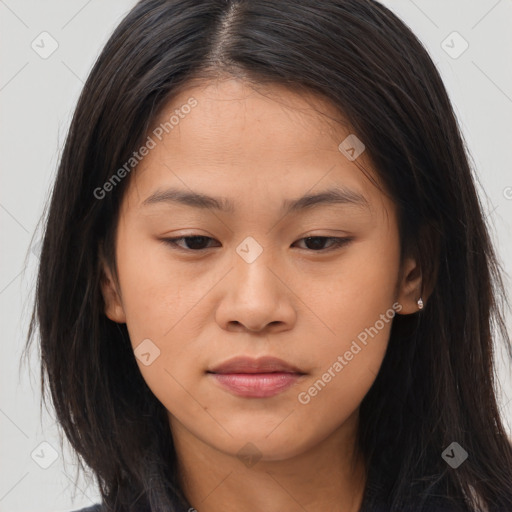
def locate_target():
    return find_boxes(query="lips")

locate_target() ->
[207,356,306,398]
[207,356,305,375]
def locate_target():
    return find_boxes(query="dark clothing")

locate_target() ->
[70,500,191,512]
[71,506,102,512]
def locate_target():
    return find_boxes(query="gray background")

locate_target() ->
[1,1,511,511]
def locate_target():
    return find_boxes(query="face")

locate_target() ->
[101,78,421,463]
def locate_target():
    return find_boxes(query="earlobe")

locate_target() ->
[396,256,424,315]
[100,261,127,324]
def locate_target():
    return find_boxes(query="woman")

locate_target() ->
[26,0,512,510]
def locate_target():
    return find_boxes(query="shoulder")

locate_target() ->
[69,505,102,512]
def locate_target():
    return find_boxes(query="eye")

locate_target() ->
[292,236,353,252]
[162,235,219,251]
[162,235,352,252]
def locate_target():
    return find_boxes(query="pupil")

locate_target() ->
[306,237,324,250]
[187,236,208,249]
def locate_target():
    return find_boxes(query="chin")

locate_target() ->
[211,430,309,463]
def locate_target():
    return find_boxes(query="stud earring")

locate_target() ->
[417,297,424,310]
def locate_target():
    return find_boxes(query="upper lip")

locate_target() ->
[208,356,305,374]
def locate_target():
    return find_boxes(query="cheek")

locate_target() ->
[113,225,220,403]
[114,228,196,342]
[114,233,206,416]
[293,276,397,444]
[300,229,400,399]
[308,228,401,343]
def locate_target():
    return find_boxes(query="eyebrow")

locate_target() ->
[141,185,370,214]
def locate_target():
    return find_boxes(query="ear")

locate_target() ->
[395,255,423,315]
[99,254,126,324]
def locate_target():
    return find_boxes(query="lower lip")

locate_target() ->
[208,372,303,398]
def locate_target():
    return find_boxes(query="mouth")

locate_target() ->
[206,356,306,398]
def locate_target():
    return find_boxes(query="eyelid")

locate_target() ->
[293,236,353,252]
[160,234,354,253]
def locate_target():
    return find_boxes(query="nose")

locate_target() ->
[214,244,297,334]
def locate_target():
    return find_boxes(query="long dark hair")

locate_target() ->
[25,0,512,511]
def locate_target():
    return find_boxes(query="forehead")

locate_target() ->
[122,78,392,221]
[152,78,351,161]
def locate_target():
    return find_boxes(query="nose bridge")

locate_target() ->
[233,234,279,300]
[214,234,295,333]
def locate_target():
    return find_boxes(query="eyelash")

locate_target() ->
[161,235,353,253]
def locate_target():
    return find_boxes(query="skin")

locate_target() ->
[101,77,423,512]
